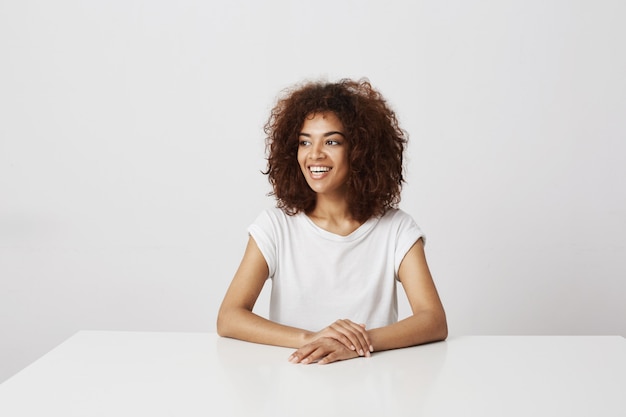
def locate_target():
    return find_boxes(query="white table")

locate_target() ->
[0,331,624,416]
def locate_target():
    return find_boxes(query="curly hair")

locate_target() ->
[263,78,408,223]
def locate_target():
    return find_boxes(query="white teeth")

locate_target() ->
[310,166,331,173]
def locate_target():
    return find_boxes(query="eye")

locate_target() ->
[325,139,341,146]
[299,140,311,147]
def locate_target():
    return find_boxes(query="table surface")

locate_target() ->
[0,331,624,417]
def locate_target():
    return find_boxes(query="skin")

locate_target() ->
[217,112,447,364]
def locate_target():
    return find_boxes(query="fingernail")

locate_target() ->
[350,345,355,350]
[370,345,374,352]
[359,349,364,356]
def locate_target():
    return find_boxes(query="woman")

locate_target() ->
[217,78,447,364]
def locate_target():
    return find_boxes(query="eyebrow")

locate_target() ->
[298,131,346,138]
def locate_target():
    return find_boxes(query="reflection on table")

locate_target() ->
[0,331,624,416]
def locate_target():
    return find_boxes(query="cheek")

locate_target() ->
[336,150,349,167]
[297,153,309,175]
[297,151,305,166]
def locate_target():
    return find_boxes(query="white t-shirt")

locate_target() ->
[248,207,424,331]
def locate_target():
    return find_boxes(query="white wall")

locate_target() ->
[1,0,625,383]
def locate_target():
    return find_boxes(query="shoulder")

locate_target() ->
[379,208,419,228]
[250,206,302,235]
[253,206,295,226]
[378,208,426,244]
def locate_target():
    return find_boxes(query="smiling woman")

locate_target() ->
[263,79,407,224]
[297,112,349,200]
[217,78,447,365]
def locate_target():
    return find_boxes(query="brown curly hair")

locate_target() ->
[263,78,408,223]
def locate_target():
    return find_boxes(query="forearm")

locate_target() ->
[368,309,448,352]
[217,306,311,349]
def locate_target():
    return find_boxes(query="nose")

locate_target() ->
[309,142,325,159]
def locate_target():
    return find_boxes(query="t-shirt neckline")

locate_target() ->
[300,213,380,241]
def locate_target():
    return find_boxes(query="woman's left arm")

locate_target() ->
[368,238,448,351]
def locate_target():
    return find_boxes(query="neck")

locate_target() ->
[307,195,362,236]
[309,193,351,220]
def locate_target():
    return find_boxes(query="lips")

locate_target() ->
[308,166,332,179]
[309,166,331,173]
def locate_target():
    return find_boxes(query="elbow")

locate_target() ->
[409,308,448,346]
[216,304,252,339]
[435,309,448,342]
[422,308,447,343]
[216,307,230,338]
[216,322,225,338]
[438,318,448,342]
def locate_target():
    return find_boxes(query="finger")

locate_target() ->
[288,344,316,363]
[347,321,373,354]
[343,320,371,348]
[327,323,361,354]
[288,351,300,363]
[351,321,373,354]
[330,321,367,356]
[326,329,357,352]
[317,351,339,365]
[299,347,324,364]
[318,343,360,364]
[294,344,330,365]
[333,320,371,356]
[316,322,357,351]
[294,338,360,364]
[302,340,356,364]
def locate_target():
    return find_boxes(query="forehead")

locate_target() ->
[300,111,344,132]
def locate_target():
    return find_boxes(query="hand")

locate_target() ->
[307,319,373,357]
[288,337,360,365]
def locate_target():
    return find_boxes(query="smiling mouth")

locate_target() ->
[309,166,331,174]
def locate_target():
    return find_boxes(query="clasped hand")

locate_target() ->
[288,319,373,365]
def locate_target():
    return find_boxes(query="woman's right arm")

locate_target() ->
[217,236,309,348]
[217,236,371,355]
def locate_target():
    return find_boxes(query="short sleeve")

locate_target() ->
[393,211,425,278]
[247,209,278,278]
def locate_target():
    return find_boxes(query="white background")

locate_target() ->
[1,0,624,383]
